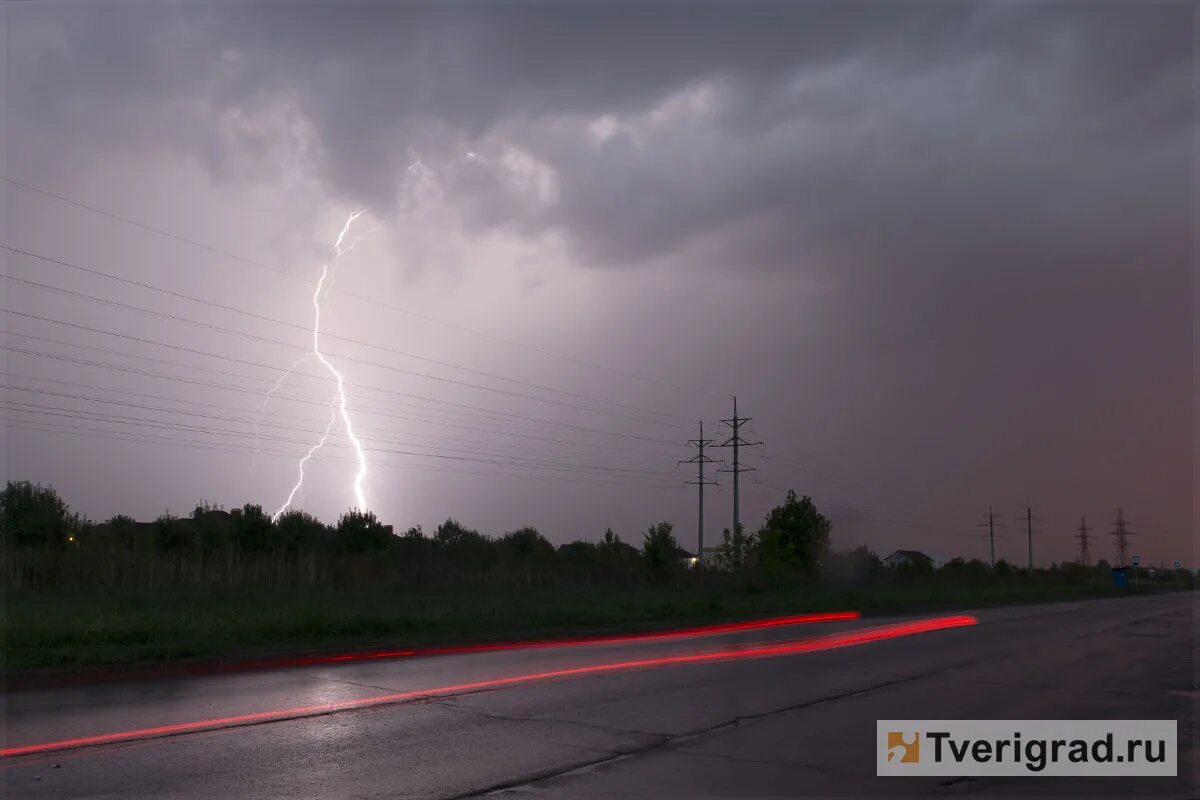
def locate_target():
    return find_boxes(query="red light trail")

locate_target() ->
[1,614,975,758]
[81,610,861,678]
[286,610,861,666]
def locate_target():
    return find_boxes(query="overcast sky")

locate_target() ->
[2,2,1194,567]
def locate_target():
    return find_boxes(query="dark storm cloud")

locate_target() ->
[11,3,1190,279]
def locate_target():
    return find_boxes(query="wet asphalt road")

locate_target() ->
[2,592,1194,799]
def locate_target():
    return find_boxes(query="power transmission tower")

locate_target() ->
[1015,503,1041,573]
[1075,517,1092,566]
[716,396,760,565]
[1110,507,1134,568]
[978,505,1004,567]
[679,421,719,565]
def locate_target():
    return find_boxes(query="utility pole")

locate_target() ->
[978,505,1004,568]
[1075,517,1092,566]
[1110,507,1133,569]
[1015,503,1040,573]
[716,396,760,565]
[679,421,719,565]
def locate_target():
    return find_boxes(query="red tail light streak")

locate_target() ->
[1,614,976,758]
[8,611,859,686]
[288,610,861,665]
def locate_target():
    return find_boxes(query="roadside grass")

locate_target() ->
[1,581,1157,673]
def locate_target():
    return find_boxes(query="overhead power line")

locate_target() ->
[3,369,679,462]
[7,421,684,494]
[2,372,680,478]
[1,271,691,428]
[2,341,683,448]
[1,244,693,424]
[0,379,676,473]
[1,175,719,398]
[3,330,681,446]
[0,301,687,433]
[2,399,679,481]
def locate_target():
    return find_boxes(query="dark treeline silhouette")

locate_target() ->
[5,480,1190,597]
[3,481,676,592]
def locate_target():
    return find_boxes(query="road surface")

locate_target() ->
[2,593,1194,798]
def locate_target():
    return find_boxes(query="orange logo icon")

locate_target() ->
[887,731,920,763]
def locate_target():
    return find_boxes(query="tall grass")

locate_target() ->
[3,578,1151,671]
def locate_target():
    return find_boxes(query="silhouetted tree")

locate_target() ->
[192,505,232,552]
[714,525,751,571]
[276,509,328,550]
[336,509,391,552]
[602,527,620,548]
[153,512,186,551]
[105,514,138,551]
[234,504,273,552]
[433,518,494,573]
[401,525,424,540]
[642,521,683,579]
[498,527,554,560]
[755,490,830,574]
[1,481,80,548]
[434,518,485,548]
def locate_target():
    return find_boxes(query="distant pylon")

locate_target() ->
[679,421,719,565]
[715,396,760,565]
[978,505,1005,567]
[1110,507,1134,568]
[1075,517,1092,566]
[1014,503,1041,573]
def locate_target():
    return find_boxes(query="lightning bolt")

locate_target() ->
[272,397,339,520]
[252,352,309,467]
[271,210,372,521]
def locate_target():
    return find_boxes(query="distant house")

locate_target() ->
[883,550,935,569]
[680,546,724,569]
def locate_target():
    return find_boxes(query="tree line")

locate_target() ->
[3,480,1188,594]
[1,480,831,591]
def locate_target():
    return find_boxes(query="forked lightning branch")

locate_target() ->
[268,211,374,521]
